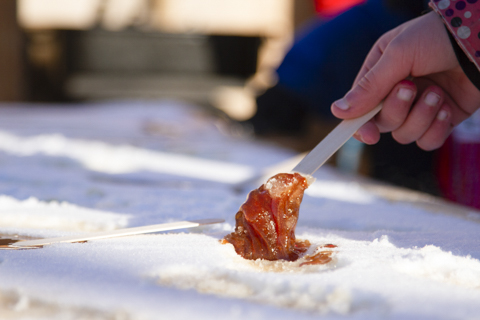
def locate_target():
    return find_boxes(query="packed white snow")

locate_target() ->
[0,100,479,320]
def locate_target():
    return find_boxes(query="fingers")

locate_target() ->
[376,80,416,133]
[331,37,412,120]
[350,80,416,145]
[331,12,451,122]
[329,11,464,150]
[353,120,380,145]
[416,105,453,151]
[352,84,454,150]
[391,86,454,150]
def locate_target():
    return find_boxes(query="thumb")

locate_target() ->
[331,44,412,119]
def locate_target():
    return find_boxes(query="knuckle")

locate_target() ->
[357,72,379,94]
[386,37,405,53]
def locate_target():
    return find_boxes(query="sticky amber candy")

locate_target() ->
[299,244,338,266]
[223,172,312,261]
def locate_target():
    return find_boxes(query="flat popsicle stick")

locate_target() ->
[11,218,224,247]
[292,103,383,176]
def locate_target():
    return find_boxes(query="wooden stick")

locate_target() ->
[293,103,383,176]
[11,218,224,247]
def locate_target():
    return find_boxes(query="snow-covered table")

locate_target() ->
[0,100,479,320]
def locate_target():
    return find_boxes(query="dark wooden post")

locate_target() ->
[0,0,26,101]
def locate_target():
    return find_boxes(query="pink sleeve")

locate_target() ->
[430,0,480,71]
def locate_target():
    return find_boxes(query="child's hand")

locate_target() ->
[331,11,480,150]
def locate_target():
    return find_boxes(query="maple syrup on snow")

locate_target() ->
[300,244,338,267]
[222,173,336,266]
[0,234,41,250]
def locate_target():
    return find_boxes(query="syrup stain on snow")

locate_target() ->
[0,234,41,250]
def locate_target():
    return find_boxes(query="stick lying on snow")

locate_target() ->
[12,219,225,247]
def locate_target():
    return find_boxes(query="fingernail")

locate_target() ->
[334,98,350,111]
[354,131,364,143]
[397,88,414,101]
[437,109,449,121]
[425,92,441,106]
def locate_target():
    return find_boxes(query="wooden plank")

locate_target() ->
[0,0,26,101]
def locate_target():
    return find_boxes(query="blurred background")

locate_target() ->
[2,0,367,150]
[3,0,457,203]
[2,0,372,113]
[4,0,305,106]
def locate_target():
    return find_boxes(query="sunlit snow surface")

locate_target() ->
[0,101,479,320]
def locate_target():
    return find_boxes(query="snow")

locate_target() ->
[0,100,479,319]
[0,131,254,183]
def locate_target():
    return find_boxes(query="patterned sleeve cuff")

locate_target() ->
[429,0,480,72]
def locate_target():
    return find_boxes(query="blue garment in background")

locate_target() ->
[276,0,419,119]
